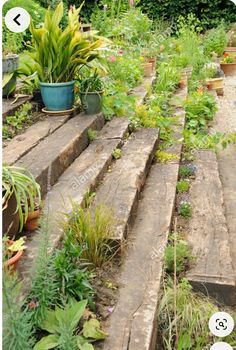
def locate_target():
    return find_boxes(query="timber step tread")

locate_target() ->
[101,162,180,350]
[186,150,236,306]
[3,114,70,165]
[18,117,130,289]
[3,95,33,120]
[15,113,104,197]
[92,128,159,243]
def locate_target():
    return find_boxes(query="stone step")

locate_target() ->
[3,114,70,165]
[18,117,130,290]
[186,150,236,306]
[92,128,159,244]
[15,113,104,197]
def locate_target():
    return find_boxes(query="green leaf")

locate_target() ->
[66,299,88,330]
[82,319,108,340]
[2,73,14,87]
[33,334,60,350]
[39,309,59,334]
[8,237,26,252]
[77,336,94,350]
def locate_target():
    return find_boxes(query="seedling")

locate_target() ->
[176,180,190,193]
[88,128,98,141]
[179,201,192,218]
[179,164,196,178]
[112,148,122,160]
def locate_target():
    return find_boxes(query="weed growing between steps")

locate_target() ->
[3,102,33,141]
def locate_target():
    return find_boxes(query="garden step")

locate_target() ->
[130,75,156,106]
[92,128,159,244]
[3,95,33,120]
[3,114,70,165]
[101,95,186,350]
[15,113,104,197]
[18,117,130,291]
[186,150,236,306]
[101,162,180,350]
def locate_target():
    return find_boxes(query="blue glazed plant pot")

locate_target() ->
[39,81,75,111]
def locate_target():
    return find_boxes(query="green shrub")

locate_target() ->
[138,0,236,29]
[203,25,227,57]
[185,90,217,132]
[164,237,192,274]
[54,230,95,307]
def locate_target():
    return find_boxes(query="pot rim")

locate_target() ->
[220,62,236,66]
[2,54,19,60]
[40,81,75,87]
[80,90,104,95]
[5,240,24,267]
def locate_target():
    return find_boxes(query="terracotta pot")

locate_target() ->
[224,47,236,55]
[205,77,224,90]
[220,63,236,76]
[4,240,24,272]
[2,192,20,239]
[24,209,41,231]
[178,80,186,89]
[145,57,156,72]
[142,62,153,77]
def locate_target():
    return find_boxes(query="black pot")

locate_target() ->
[2,192,20,239]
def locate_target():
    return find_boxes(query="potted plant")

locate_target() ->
[225,24,236,54]
[24,201,41,231]
[2,165,41,238]
[205,65,224,95]
[3,236,26,272]
[220,53,236,76]
[29,2,106,112]
[2,24,21,98]
[79,71,104,115]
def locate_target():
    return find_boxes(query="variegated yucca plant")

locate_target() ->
[29,2,106,83]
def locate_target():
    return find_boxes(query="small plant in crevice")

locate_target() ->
[164,236,192,275]
[112,148,122,160]
[88,128,98,141]
[3,102,33,140]
[156,150,179,163]
[179,164,196,178]
[176,180,190,193]
[62,202,115,268]
[178,201,192,218]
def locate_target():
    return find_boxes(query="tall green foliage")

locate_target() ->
[138,0,236,29]
[3,271,35,350]
[29,2,106,83]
